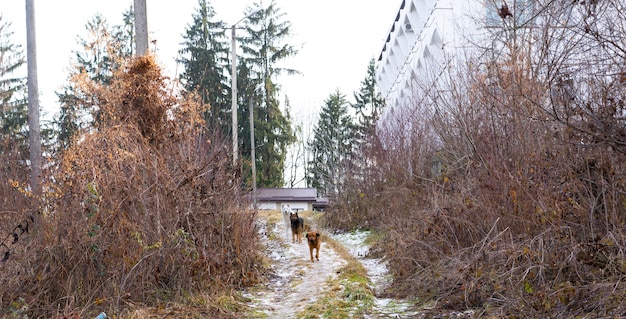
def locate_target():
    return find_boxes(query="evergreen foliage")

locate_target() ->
[178,0,229,132]
[351,58,385,145]
[307,90,353,197]
[349,58,385,176]
[238,1,298,187]
[0,15,28,162]
[177,0,298,188]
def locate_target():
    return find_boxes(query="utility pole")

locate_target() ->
[250,98,257,208]
[25,0,42,196]
[230,7,262,167]
[134,0,148,55]
[231,25,238,166]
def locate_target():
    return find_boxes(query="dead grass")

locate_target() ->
[256,210,282,225]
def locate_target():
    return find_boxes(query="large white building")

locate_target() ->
[375,0,534,110]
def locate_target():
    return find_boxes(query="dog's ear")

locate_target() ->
[316,232,320,238]
[295,212,299,217]
[305,233,309,239]
[290,213,293,217]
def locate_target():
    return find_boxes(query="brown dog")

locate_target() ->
[290,212,304,243]
[305,230,321,262]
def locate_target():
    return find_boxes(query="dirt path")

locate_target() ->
[242,211,424,319]
[243,212,347,318]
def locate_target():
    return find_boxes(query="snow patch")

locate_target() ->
[331,230,392,294]
[246,216,473,318]
[244,217,347,318]
[332,230,424,318]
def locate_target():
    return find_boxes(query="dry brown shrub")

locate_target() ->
[0,136,40,316]
[0,139,34,231]
[330,45,626,315]
[1,55,260,318]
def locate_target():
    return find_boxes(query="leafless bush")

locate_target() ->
[331,0,626,316]
[0,135,40,317]
[1,56,260,318]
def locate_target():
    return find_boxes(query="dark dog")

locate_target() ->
[305,230,321,262]
[290,212,304,243]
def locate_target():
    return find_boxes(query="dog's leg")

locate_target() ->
[309,246,314,262]
[283,212,290,240]
[297,226,302,243]
[298,218,304,243]
[315,246,319,261]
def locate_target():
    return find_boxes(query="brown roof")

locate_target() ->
[312,197,329,209]
[255,188,318,201]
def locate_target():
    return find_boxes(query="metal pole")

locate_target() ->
[229,7,262,167]
[250,98,257,208]
[231,25,238,166]
[134,0,148,55]
[26,0,41,196]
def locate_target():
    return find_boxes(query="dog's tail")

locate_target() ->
[304,224,311,232]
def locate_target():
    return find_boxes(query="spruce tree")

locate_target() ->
[54,12,133,150]
[307,90,354,197]
[178,0,229,132]
[352,58,385,140]
[0,16,28,159]
[0,14,33,214]
[350,58,385,174]
[238,0,298,187]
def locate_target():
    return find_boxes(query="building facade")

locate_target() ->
[374,0,534,113]
[253,188,329,211]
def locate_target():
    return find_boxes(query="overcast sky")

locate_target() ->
[1,0,399,123]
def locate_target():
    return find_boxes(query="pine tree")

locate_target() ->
[0,16,28,160]
[238,0,298,187]
[0,16,30,190]
[349,58,385,174]
[54,12,134,150]
[0,16,24,106]
[307,90,354,197]
[352,58,385,139]
[55,84,82,150]
[178,0,229,131]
